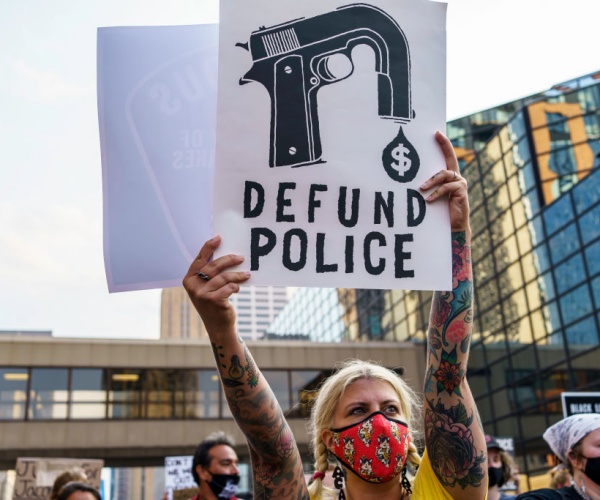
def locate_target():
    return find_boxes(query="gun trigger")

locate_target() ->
[235,42,249,51]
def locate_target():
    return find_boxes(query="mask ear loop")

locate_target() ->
[332,464,346,499]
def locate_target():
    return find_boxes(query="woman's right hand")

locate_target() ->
[182,235,251,335]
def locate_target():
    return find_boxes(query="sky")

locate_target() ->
[0,0,598,339]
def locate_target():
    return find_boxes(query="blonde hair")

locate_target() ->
[550,464,571,489]
[499,449,516,485]
[307,359,422,500]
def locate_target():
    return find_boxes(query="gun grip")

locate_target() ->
[272,55,321,167]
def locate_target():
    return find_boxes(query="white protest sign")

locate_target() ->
[12,458,103,500]
[495,436,515,456]
[561,391,600,417]
[98,25,217,292]
[164,455,196,500]
[214,0,450,290]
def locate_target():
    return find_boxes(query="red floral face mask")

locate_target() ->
[329,411,411,483]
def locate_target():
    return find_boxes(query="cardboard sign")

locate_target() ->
[214,0,450,290]
[12,458,103,500]
[164,455,196,500]
[98,25,218,292]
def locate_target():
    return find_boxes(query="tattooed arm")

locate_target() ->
[419,132,487,500]
[183,238,309,500]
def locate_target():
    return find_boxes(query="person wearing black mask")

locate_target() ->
[517,413,600,499]
[191,431,250,500]
[487,435,518,500]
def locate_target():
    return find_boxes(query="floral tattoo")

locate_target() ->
[425,231,484,491]
[430,232,473,351]
[433,346,464,396]
[425,398,485,489]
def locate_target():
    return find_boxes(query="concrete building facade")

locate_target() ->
[0,336,423,470]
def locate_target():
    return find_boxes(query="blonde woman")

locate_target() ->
[184,132,487,500]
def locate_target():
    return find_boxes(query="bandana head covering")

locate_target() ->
[543,413,600,463]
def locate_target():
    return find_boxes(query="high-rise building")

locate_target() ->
[160,287,207,340]
[268,287,345,342]
[456,75,600,480]
[268,70,600,484]
[230,285,290,341]
[160,286,290,341]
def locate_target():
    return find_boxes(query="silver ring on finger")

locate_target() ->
[197,271,210,282]
[453,171,457,180]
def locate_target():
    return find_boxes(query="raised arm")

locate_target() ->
[183,239,309,499]
[419,132,487,500]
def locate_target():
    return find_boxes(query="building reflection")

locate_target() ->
[447,74,600,478]
[247,74,600,480]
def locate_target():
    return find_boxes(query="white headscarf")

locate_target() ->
[543,413,600,463]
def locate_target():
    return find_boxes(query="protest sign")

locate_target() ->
[12,458,103,500]
[164,455,195,500]
[214,0,450,290]
[98,25,217,292]
[561,391,600,417]
[495,436,515,456]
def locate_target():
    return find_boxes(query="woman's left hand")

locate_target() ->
[419,131,470,233]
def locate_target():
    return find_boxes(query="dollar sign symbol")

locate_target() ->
[382,126,420,183]
[390,143,412,175]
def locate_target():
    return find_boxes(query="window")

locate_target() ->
[70,369,105,419]
[107,370,143,419]
[578,204,600,245]
[548,223,580,264]
[288,370,328,418]
[560,285,593,328]
[196,370,220,418]
[263,371,290,411]
[29,368,68,420]
[543,196,574,236]
[0,368,28,420]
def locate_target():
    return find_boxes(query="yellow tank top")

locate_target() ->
[412,448,454,499]
[314,448,486,499]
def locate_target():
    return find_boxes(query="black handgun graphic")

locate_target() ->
[238,3,414,168]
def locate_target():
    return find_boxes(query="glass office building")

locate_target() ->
[458,78,600,478]
[268,72,600,480]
